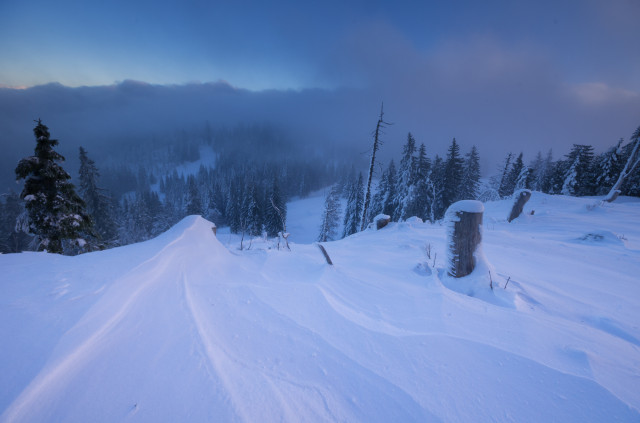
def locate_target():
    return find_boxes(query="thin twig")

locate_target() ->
[504,276,511,289]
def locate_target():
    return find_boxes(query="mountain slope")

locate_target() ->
[1,194,639,422]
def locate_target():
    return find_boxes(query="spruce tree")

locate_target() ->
[370,160,397,219]
[78,147,117,246]
[459,145,481,200]
[412,143,432,220]
[497,153,513,198]
[265,176,286,237]
[342,172,364,237]
[595,139,623,195]
[393,133,417,221]
[442,138,464,209]
[318,185,342,242]
[428,155,446,221]
[15,120,94,254]
[503,153,524,197]
[562,144,595,196]
[185,174,203,216]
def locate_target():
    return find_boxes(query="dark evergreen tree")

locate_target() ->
[342,172,364,237]
[503,152,524,197]
[0,191,32,253]
[412,143,432,220]
[185,174,203,215]
[428,155,446,221]
[442,138,464,209]
[78,147,117,246]
[459,145,481,200]
[562,144,595,196]
[594,139,623,195]
[497,153,513,198]
[393,133,418,221]
[265,176,286,237]
[318,185,342,242]
[242,183,262,237]
[370,159,397,219]
[15,120,94,254]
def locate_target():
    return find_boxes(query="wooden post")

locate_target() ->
[507,189,531,222]
[446,200,484,278]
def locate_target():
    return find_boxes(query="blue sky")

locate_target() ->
[0,0,639,171]
[1,0,639,91]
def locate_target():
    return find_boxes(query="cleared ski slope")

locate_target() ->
[1,193,639,422]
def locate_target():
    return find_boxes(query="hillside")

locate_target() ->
[1,193,639,422]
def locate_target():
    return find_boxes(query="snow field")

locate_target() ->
[1,192,639,422]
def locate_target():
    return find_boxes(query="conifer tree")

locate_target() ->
[15,120,94,254]
[428,155,446,221]
[497,152,513,198]
[503,152,524,197]
[0,191,32,253]
[459,145,481,200]
[318,185,342,242]
[265,176,286,237]
[595,139,623,195]
[342,173,364,238]
[393,133,417,221]
[78,147,117,245]
[370,159,397,219]
[412,143,432,220]
[185,174,203,216]
[562,144,595,196]
[442,138,464,209]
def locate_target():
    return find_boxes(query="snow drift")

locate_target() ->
[1,194,640,422]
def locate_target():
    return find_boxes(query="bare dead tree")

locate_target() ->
[604,125,640,203]
[361,103,390,231]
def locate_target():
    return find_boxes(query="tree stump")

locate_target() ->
[446,200,484,278]
[507,189,531,222]
[374,214,391,230]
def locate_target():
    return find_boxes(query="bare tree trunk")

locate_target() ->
[446,201,484,278]
[361,103,388,231]
[604,126,640,203]
[508,189,531,222]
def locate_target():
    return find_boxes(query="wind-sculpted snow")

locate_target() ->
[1,196,640,422]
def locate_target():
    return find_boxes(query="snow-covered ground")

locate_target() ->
[1,192,639,422]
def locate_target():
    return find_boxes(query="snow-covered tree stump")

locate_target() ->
[374,214,391,230]
[446,200,484,278]
[507,189,531,223]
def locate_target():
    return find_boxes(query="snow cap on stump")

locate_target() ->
[445,200,484,278]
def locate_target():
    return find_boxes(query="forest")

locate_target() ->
[1,119,639,255]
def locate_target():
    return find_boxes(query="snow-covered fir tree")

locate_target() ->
[0,191,32,253]
[497,152,513,198]
[459,145,481,200]
[393,133,418,221]
[514,165,530,191]
[502,152,524,197]
[412,143,432,220]
[595,139,623,195]
[342,173,364,238]
[185,174,203,216]
[265,176,286,237]
[442,138,464,210]
[562,144,595,196]
[318,185,341,242]
[15,120,95,254]
[78,147,117,246]
[370,159,397,219]
[428,155,446,221]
